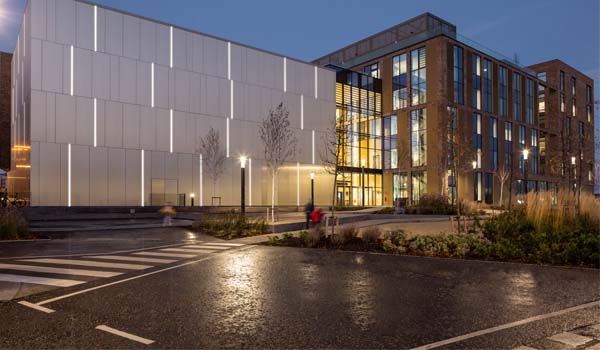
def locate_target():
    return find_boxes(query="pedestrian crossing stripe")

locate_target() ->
[19,258,153,270]
[0,263,122,278]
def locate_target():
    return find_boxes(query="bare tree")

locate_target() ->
[198,127,226,201]
[259,103,297,210]
[320,117,346,236]
[495,164,510,208]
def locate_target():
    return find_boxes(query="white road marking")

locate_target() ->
[18,301,55,314]
[0,263,122,278]
[160,248,209,253]
[35,245,256,306]
[85,255,175,264]
[202,242,244,247]
[96,325,154,345]
[548,332,593,347]
[409,300,600,350]
[0,273,85,287]
[133,251,196,258]
[19,258,152,271]
[183,245,228,250]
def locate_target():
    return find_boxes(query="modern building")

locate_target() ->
[8,4,596,208]
[0,52,11,172]
[314,13,595,206]
[9,0,336,207]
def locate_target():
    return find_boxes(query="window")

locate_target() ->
[538,84,546,127]
[531,129,538,175]
[490,117,498,171]
[560,93,565,113]
[383,115,398,169]
[499,67,507,117]
[411,108,427,167]
[519,125,526,175]
[566,117,572,152]
[472,54,481,110]
[560,71,565,91]
[484,173,493,204]
[572,98,576,116]
[453,46,464,104]
[364,63,380,79]
[392,54,407,109]
[513,73,521,120]
[579,121,584,141]
[537,72,546,82]
[483,59,492,112]
[394,173,408,200]
[411,171,427,203]
[410,47,427,105]
[473,113,482,167]
[587,85,593,122]
[526,78,533,124]
[571,77,576,96]
[474,172,482,202]
[505,121,513,169]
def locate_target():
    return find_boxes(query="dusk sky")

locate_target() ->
[1,0,599,153]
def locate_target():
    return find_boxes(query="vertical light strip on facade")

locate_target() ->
[169,26,173,68]
[283,57,287,92]
[199,154,203,206]
[93,98,97,147]
[248,158,252,206]
[314,66,318,99]
[67,144,72,207]
[151,63,154,107]
[230,80,234,119]
[226,118,230,158]
[141,149,145,207]
[227,42,231,80]
[311,130,315,164]
[169,109,173,153]
[300,94,304,130]
[94,5,97,52]
[70,45,74,96]
[296,162,300,206]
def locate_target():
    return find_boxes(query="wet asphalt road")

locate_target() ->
[1,236,599,349]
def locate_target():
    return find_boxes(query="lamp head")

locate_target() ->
[472,160,477,169]
[523,149,529,160]
[571,156,576,165]
[239,156,247,168]
[190,193,195,198]
[310,172,315,180]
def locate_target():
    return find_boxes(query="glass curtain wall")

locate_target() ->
[335,68,383,206]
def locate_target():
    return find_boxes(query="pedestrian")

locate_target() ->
[160,204,176,226]
[304,202,315,229]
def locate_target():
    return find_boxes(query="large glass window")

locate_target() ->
[571,77,576,96]
[560,93,565,113]
[490,117,498,171]
[526,78,533,124]
[513,73,521,121]
[473,113,482,168]
[472,54,481,110]
[483,59,492,112]
[393,172,408,201]
[392,54,407,109]
[504,121,513,170]
[364,63,379,79]
[410,108,427,167]
[499,66,507,118]
[453,46,464,104]
[383,115,397,169]
[411,171,426,203]
[560,71,565,91]
[474,172,482,202]
[484,172,493,204]
[519,125,526,175]
[587,85,593,122]
[411,47,427,106]
[538,84,546,127]
[531,129,538,175]
[572,98,576,116]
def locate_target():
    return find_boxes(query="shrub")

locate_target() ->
[384,229,406,246]
[282,232,293,240]
[298,230,308,241]
[361,226,381,243]
[0,208,29,240]
[267,235,280,245]
[414,194,456,215]
[338,225,358,243]
[192,211,269,239]
[306,225,324,247]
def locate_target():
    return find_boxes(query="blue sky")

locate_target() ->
[1,0,599,170]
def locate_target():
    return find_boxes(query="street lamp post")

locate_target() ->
[240,156,247,215]
[361,159,366,207]
[523,149,529,197]
[190,193,195,207]
[310,172,315,207]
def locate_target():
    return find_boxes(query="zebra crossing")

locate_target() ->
[512,324,600,349]
[0,241,245,293]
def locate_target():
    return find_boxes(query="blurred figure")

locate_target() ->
[160,204,176,226]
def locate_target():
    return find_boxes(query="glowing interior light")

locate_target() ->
[199,154,203,206]
[68,143,72,207]
[283,57,287,92]
[94,5,97,52]
[300,94,304,130]
[151,63,154,108]
[311,130,315,164]
[169,109,173,153]
[227,42,231,80]
[141,149,145,207]
[93,98,97,147]
[296,162,300,206]
[169,26,173,68]
[70,45,74,96]
[314,66,318,99]
[230,80,234,119]
[226,118,230,158]
[248,158,252,206]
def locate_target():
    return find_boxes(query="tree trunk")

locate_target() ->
[271,169,275,210]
